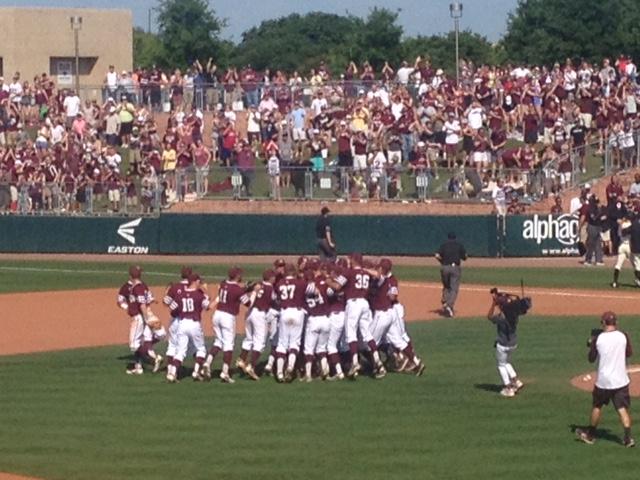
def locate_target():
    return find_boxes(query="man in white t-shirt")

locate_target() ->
[576,311,634,447]
[63,90,81,126]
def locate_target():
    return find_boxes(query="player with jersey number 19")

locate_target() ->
[203,267,259,383]
[162,266,192,370]
[117,266,163,375]
[166,273,210,383]
[236,269,277,381]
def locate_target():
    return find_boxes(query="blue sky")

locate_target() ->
[0,0,518,42]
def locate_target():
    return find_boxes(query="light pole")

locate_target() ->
[70,15,83,93]
[449,2,463,86]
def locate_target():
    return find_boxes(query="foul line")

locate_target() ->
[401,281,640,301]
[0,266,177,278]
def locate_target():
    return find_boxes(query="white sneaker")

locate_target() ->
[374,365,387,379]
[327,372,345,381]
[347,362,360,378]
[321,366,330,380]
[264,364,273,376]
[500,387,516,397]
[219,372,235,384]
[276,373,285,383]
[245,365,260,381]
[302,374,313,383]
[201,365,211,380]
[152,355,163,373]
[126,364,143,375]
[235,358,247,373]
[166,373,177,383]
[512,379,524,391]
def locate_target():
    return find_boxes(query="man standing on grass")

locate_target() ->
[435,232,467,318]
[576,311,635,448]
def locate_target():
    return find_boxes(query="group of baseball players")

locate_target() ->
[116,254,425,383]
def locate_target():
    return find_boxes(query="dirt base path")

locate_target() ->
[1,282,636,356]
[570,365,640,397]
[0,474,43,480]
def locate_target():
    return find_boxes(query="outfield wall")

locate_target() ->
[0,213,579,257]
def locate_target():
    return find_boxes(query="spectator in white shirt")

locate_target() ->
[310,91,328,118]
[443,112,461,168]
[396,59,417,85]
[9,74,23,104]
[466,101,485,130]
[105,146,122,172]
[576,311,634,448]
[63,90,81,126]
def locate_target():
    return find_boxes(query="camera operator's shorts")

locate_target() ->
[592,384,631,410]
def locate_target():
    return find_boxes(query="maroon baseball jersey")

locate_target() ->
[371,275,399,312]
[216,280,250,315]
[306,279,330,317]
[118,281,150,317]
[336,267,372,300]
[275,276,308,309]
[172,288,210,321]
[253,281,275,313]
[164,279,189,317]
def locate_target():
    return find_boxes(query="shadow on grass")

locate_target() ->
[474,383,502,393]
[569,424,622,445]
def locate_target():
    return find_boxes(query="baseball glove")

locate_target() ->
[146,312,163,331]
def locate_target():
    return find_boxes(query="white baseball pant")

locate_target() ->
[212,310,237,352]
[327,311,346,355]
[267,308,279,347]
[165,317,180,357]
[175,318,206,362]
[496,343,518,386]
[345,298,374,344]
[276,307,305,353]
[143,324,166,343]
[372,309,408,350]
[128,314,145,352]
[242,309,269,353]
[304,315,331,355]
[392,303,411,343]
[615,241,640,270]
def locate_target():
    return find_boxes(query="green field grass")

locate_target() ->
[0,259,632,294]
[1,316,638,480]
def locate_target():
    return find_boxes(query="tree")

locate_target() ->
[350,8,403,69]
[132,28,164,68]
[502,0,640,65]
[402,31,497,74]
[232,12,359,73]
[156,0,226,69]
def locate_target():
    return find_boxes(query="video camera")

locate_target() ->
[587,328,603,347]
[490,287,532,316]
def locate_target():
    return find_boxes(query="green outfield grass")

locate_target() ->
[0,259,632,294]
[0,316,638,480]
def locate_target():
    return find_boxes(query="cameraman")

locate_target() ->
[487,289,526,398]
[576,311,635,447]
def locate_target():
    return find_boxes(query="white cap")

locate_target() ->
[584,183,591,189]
[417,141,426,147]
[436,69,444,75]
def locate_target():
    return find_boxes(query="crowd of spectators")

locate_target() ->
[1,53,640,213]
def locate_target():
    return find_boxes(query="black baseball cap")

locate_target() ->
[321,206,330,215]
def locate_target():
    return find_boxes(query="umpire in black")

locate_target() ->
[316,206,337,261]
[436,232,467,317]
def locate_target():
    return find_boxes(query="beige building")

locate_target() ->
[0,7,132,96]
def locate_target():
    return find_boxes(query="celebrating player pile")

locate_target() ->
[117,255,425,383]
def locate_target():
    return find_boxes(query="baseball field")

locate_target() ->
[0,255,638,480]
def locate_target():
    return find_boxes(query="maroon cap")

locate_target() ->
[297,256,308,267]
[188,273,201,283]
[601,311,617,325]
[228,266,243,279]
[284,263,297,275]
[274,258,286,268]
[379,258,393,272]
[262,269,276,281]
[180,266,192,279]
[350,253,363,265]
[128,265,142,279]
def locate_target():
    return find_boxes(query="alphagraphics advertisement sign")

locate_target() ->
[512,214,580,256]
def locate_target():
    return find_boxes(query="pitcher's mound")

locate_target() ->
[571,365,640,397]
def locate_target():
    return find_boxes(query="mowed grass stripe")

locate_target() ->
[0,317,638,480]
[0,259,633,293]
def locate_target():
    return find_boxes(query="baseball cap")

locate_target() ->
[180,266,192,279]
[601,311,617,325]
[273,258,286,268]
[297,256,308,267]
[188,272,201,283]
[228,266,243,279]
[128,265,142,279]
[379,258,393,272]
[584,183,591,189]
[262,269,276,281]
[350,252,363,265]
[321,206,330,215]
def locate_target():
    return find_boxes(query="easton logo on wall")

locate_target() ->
[108,218,150,254]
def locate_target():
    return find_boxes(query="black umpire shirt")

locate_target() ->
[316,215,331,240]
[437,240,467,266]
[630,217,640,254]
